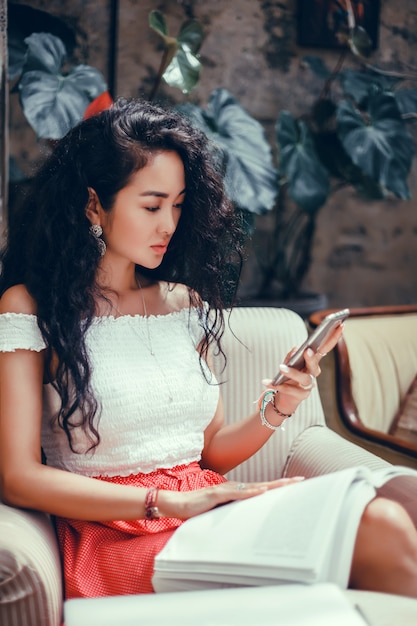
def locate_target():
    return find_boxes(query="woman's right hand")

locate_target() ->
[157,477,304,520]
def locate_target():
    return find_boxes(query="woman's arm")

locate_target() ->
[0,288,297,522]
[201,324,344,475]
[1,344,296,520]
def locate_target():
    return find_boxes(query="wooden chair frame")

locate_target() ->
[310,305,417,460]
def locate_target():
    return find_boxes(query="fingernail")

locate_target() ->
[293,476,305,481]
[262,378,272,386]
[280,364,289,372]
[306,348,314,357]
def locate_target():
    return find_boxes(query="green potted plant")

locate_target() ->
[7,7,417,315]
[173,8,417,312]
[5,7,204,226]
[7,7,205,142]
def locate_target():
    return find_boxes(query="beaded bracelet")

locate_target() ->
[145,486,161,520]
[259,389,292,431]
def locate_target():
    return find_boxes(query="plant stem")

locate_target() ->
[321,49,348,99]
[149,47,170,101]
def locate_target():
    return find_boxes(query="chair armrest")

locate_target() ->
[282,425,391,478]
[0,502,63,626]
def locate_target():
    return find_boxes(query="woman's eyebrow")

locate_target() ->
[139,188,186,198]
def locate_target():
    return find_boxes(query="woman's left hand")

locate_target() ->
[263,321,344,417]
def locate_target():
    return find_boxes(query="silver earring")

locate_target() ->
[89,224,106,256]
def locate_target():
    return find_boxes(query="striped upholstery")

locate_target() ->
[283,425,390,478]
[214,307,326,482]
[342,314,417,433]
[0,504,63,626]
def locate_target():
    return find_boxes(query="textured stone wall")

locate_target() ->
[8,0,417,308]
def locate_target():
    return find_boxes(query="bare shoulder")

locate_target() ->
[162,282,196,312]
[0,285,37,315]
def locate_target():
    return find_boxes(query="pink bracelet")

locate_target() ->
[259,389,292,431]
[145,487,161,519]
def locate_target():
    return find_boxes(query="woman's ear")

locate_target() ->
[85,187,101,225]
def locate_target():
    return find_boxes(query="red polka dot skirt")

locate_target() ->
[55,462,226,599]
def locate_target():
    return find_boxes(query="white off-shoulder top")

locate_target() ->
[0,310,219,477]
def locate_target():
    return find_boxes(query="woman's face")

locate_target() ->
[100,150,185,269]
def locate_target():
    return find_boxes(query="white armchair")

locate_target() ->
[0,307,393,626]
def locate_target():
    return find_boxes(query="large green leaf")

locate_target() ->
[148,10,177,71]
[340,68,401,106]
[348,26,373,59]
[18,33,108,139]
[163,20,203,93]
[163,46,202,94]
[23,32,66,74]
[277,111,330,214]
[177,19,204,54]
[178,89,278,215]
[149,10,169,37]
[395,88,417,117]
[149,11,203,94]
[8,34,27,81]
[314,130,384,200]
[7,4,76,80]
[337,94,414,199]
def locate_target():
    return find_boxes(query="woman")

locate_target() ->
[0,98,416,600]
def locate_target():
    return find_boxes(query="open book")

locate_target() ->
[152,465,417,593]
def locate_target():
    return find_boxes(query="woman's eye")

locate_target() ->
[173,203,183,210]
[144,206,160,213]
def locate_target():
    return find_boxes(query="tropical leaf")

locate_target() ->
[163,47,202,94]
[19,71,90,139]
[314,130,384,200]
[7,4,76,80]
[340,68,401,106]
[277,111,330,214]
[395,88,417,118]
[177,19,204,54]
[348,25,373,59]
[23,32,66,74]
[337,94,414,199]
[65,65,107,101]
[7,33,27,81]
[149,11,203,94]
[18,33,108,139]
[162,21,203,93]
[149,10,169,38]
[178,88,278,215]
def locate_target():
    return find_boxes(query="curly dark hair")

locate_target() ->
[0,98,244,451]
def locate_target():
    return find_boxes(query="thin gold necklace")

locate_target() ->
[111,276,154,355]
[111,278,174,402]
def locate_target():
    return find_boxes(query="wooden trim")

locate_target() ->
[310,304,417,328]
[309,305,417,458]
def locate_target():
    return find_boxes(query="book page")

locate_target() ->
[153,467,369,590]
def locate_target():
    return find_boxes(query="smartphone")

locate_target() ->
[271,308,350,385]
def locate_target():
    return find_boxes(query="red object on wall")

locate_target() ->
[84,92,114,119]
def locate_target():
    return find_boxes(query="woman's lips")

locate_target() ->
[151,244,168,255]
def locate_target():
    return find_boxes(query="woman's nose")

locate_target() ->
[158,208,178,236]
